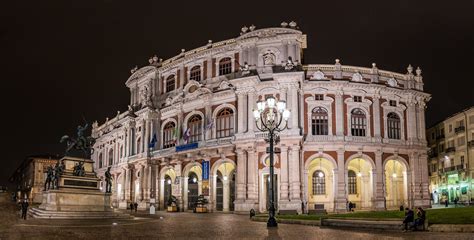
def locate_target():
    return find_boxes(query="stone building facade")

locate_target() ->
[10,155,59,203]
[427,107,474,204]
[92,23,431,213]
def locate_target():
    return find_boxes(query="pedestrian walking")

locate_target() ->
[21,200,29,220]
[129,202,134,212]
[134,202,138,212]
[445,199,449,207]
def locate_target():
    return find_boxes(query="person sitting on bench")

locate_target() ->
[413,207,426,230]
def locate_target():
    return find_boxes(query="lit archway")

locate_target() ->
[211,160,235,212]
[346,157,374,209]
[306,157,336,212]
[384,159,408,209]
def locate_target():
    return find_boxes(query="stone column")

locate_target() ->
[417,102,427,141]
[406,101,417,142]
[335,150,347,212]
[246,149,258,202]
[288,85,299,132]
[279,146,289,201]
[373,150,385,210]
[373,96,382,139]
[144,119,151,154]
[236,149,246,201]
[237,91,248,134]
[288,146,301,201]
[140,164,145,201]
[174,163,183,211]
[121,168,126,201]
[205,103,212,140]
[335,91,344,136]
[247,90,255,133]
[223,177,230,212]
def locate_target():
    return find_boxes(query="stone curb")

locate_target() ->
[252,217,474,233]
[428,224,474,233]
[251,217,321,226]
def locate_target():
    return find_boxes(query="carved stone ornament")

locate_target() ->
[387,77,398,87]
[262,50,276,65]
[218,80,234,90]
[351,72,363,82]
[312,70,325,80]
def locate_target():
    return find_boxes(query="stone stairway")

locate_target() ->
[29,208,133,219]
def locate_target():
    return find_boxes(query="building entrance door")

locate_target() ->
[229,171,235,211]
[216,174,223,211]
[188,173,199,210]
[264,174,278,212]
[164,176,172,209]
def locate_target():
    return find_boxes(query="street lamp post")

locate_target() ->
[253,96,290,228]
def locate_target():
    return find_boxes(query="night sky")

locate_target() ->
[1,1,473,187]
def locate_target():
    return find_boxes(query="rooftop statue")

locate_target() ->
[60,119,96,159]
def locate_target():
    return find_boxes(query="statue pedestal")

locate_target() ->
[30,156,130,219]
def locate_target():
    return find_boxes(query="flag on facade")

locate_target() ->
[183,128,191,144]
[148,133,157,148]
[205,116,214,131]
[172,126,179,144]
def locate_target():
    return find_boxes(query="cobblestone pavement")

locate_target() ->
[1,211,474,240]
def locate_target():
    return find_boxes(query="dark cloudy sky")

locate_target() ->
[1,0,473,186]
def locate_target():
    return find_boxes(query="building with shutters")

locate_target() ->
[92,23,431,213]
[427,106,474,205]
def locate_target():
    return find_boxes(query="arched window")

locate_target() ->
[137,138,141,153]
[108,149,114,166]
[387,112,401,139]
[188,115,202,143]
[189,65,201,82]
[218,57,232,76]
[163,122,176,149]
[348,170,357,194]
[311,107,329,135]
[312,170,325,195]
[166,75,175,92]
[98,153,103,168]
[216,108,234,138]
[351,108,366,136]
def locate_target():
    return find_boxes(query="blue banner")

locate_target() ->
[202,161,210,180]
[175,142,198,152]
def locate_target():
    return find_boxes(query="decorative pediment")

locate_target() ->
[218,80,234,90]
[125,66,156,86]
[351,72,363,82]
[311,70,325,80]
[182,81,212,100]
[387,77,398,87]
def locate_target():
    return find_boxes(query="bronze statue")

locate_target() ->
[44,166,53,190]
[105,166,112,193]
[60,121,96,158]
[73,161,86,177]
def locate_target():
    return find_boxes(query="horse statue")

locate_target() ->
[60,122,96,158]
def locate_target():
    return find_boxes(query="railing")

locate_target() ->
[455,126,466,133]
[446,147,456,153]
[441,164,465,173]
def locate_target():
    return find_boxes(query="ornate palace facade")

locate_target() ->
[92,23,431,213]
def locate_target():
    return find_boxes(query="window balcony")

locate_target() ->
[436,134,445,140]
[455,126,465,133]
[445,147,456,153]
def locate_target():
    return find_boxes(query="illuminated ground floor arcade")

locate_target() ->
[97,146,430,213]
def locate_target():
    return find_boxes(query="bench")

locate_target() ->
[309,204,327,215]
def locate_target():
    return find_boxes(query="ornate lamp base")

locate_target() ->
[267,216,278,227]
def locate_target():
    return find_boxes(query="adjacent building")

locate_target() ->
[92,23,431,214]
[9,155,59,203]
[427,107,474,205]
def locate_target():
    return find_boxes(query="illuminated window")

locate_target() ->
[311,107,329,135]
[216,108,234,138]
[312,170,325,195]
[348,170,357,194]
[351,108,366,136]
